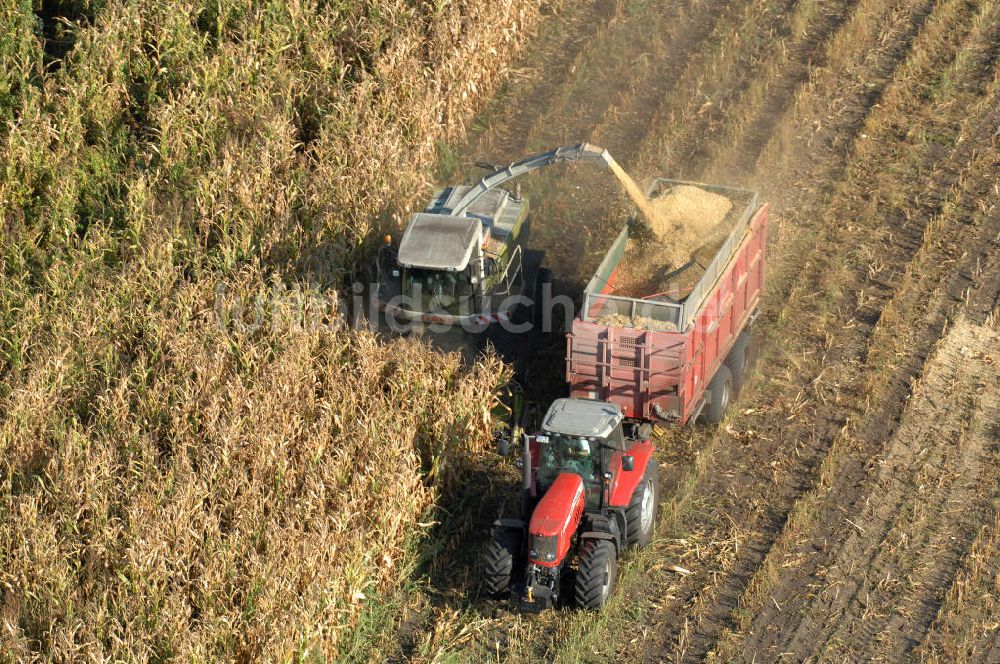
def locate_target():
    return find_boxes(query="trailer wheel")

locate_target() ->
[484,528,522,598]
[724,330,752,395]
[574,538,617,609]
[704,364,733,424]
[625,460,660,548]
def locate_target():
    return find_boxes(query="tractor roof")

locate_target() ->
[542,398,623,439]
[397,213,480,270]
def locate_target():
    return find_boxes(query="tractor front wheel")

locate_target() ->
[625,460,660,548]
[574,539,617,609]
[484,528,522,598]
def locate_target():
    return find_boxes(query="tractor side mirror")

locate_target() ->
[622,455,635,472]
[497,438,510,456]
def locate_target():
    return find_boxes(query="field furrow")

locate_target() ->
[711,13,1000,656]
[916,439,1000,663]
[800,317,1000,661]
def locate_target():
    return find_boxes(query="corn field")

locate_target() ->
[0,0,543,659]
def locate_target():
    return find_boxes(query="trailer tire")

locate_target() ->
[574,538,617,609]
[704,364,733,424]
[625,460,660,548]
[484,528,522,598]
[724,330,752,395]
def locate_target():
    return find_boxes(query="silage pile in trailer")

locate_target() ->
[592,313,679,332]
[0,0,542,659]
[614,185,735,299]
[593,184,735,331]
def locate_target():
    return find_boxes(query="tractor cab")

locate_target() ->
[397,213,482,317]
[534,398,630,511]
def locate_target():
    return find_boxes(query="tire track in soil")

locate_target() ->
[471,0,737,164]
[666,0,859,182]
[878,349,1000,661]
[917,471,1000,663]
[741,128,1000,662]
[703,0,860,181]
[586,0,785,168]
[628,0,950,659]
[632,1,1000,660]
[776,131,1000,659]
[725,61,999,664]
[628,0,808,179]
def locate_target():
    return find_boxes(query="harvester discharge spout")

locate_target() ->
[448,142,614,218]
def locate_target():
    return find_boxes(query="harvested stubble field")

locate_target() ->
[3,0,1000,663]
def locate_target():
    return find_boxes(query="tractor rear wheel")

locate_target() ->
[574,539,617,609]
[484,528,521,598]
[724,330,752,395]
[625,460,660,548]
[703,364,733,424]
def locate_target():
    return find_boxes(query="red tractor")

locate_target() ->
[486,398,659,610]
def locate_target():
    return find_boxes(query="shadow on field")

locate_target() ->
[390,464,519,660]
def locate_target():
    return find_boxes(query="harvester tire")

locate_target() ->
[725,330,752,395]
[484,528,521,598]
[574,538,617,609]
[704,364,732,424]
[625,460,660,548]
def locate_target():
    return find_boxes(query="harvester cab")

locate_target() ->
[485,398,660,611]
[377,187,531,329]
[376,143,614,330]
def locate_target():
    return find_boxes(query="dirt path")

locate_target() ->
[389,0,1000,660]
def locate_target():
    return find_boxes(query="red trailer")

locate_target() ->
[567,179,769,424]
